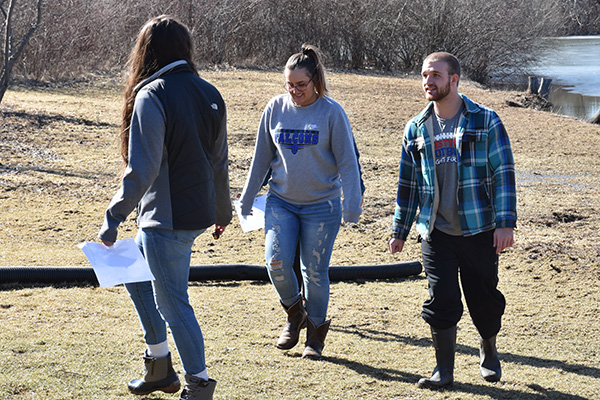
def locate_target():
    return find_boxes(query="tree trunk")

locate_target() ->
[0,78,8,104]
[0,0,42,104]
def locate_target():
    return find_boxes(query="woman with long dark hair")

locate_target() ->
[239,44,363,359]
[99,15,231,400]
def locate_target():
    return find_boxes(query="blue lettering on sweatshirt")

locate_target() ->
[275,129,319,154]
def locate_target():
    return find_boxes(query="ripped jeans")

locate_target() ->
[264,193,342,326]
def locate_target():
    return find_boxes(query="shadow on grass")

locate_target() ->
[0,164,115,180]
[458,344,600,381]
[1,110,117,128]
[323,355,590,399]
[451,381,591,400]
[324,354,421,383]
[334,325,599,392]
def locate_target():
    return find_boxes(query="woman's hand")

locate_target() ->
[212,225,226,239]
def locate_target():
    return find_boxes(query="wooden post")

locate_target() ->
[538,78,552,99]
[527,76,540,94]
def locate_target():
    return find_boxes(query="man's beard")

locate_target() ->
[425,78,451,101]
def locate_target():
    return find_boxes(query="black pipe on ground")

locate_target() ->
[0,262,422,286]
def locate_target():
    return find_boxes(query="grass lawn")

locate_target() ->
[1,69,599,399]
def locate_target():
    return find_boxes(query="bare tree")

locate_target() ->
[0,0,42,103]
[561,0,600,35]
[8,0,598,85]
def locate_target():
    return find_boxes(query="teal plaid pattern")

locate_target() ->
[392,94,517,240]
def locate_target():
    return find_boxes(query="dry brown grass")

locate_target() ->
[1,70,599,399]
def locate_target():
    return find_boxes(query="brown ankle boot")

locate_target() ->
[128,351,180,395]
[302,319,331,359]
[276,298,307,350]
[180,375,216,400]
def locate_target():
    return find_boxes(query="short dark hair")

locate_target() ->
[424,52,461,79]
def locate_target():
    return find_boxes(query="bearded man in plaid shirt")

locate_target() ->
[389,52,517,389]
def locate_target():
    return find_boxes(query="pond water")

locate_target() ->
[528,36,600,120]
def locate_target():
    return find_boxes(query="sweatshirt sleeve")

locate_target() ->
[98,90,166,243]
[330,105,363,223]
[212,106,233,226]
[239,102,276,216]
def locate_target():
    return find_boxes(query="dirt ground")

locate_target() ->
[1,70,599,400]
[1,70,598,276]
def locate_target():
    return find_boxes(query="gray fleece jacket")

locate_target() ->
[99,61,231,243]
[240,94,362,223]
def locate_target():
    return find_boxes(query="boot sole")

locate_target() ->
[417,379,453,390]
[482,374,501,382]
[301,347,322,359]
[128,381,181,396]
[276,341,299,350]
[301,353,322,360]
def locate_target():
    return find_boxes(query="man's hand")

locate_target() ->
[388,238,405,254]
[101,240,114,247]
[493,227,514,254]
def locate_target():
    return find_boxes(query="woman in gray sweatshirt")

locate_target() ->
[239,44,362,359]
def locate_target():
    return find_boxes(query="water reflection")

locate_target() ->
[549,85,600,121]
[529,36,600,120]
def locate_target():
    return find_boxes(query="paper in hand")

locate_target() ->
[234,194,266,233]
[77,238,155,288]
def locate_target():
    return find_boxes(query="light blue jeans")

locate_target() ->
[264,193,342,326]
[125,227,206,375]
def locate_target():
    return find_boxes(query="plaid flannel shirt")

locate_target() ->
[392,94,517,241]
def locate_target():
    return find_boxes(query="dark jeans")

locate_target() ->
[421,229,506,339]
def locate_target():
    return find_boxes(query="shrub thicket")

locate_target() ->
[11,0,600,84]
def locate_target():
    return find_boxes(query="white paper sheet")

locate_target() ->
[234,194,266,233]
[77,238,155,288]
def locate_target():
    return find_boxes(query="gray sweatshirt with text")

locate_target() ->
[239,94,362,223]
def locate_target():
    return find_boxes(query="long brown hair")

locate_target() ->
[120,15,197,165]
[285,44,328,98]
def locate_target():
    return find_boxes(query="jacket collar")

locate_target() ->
[414,93,481,125]
[134,60,191,93]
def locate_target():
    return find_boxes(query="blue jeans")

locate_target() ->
[125,227,206,375]
[264,193,342,325]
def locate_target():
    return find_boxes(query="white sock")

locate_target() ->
[192,368,209,381]
[146,340,169,358]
